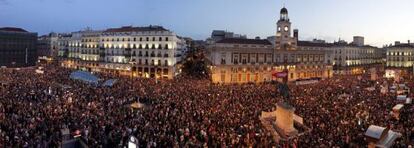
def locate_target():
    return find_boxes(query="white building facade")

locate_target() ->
[386,44,414,68]
[59,26,187,79]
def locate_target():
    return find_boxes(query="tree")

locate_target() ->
[181,49,210,79]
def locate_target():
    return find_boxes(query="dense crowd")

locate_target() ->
[0,64,413,147]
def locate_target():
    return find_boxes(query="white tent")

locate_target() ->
[397,95,407,101]
[406,98,412,104]
[365,125,401,148]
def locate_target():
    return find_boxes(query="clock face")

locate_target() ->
[284,26,289,32]
[277,27,281,31]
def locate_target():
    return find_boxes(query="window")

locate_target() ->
[164,60,168,66]
[159,37,162,41]
[234,58,238,64]
[146,37,149,41]
[165,37,169,41]
[139,44,142,49]
[151,44,156,49]
[158,60,161,66]
[145,44,149,49]
[221,58,226,64]
[158,44,162,49]
[153,37,156,41]
[165,44,169,49]
[133,38,136,41]
[117,38,119,42]
[139,38,142,41]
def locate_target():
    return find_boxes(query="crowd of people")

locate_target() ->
[0,64,413,147]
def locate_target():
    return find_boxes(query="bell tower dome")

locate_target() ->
[276,7,296,50]
[280,7,289,21]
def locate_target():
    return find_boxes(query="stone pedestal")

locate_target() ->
[276,102,298,136]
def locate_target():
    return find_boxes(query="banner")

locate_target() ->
[273,72,288,78]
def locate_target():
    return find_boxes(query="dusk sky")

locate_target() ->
[1,0,413,47]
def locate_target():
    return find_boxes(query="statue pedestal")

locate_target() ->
[275,102,298,136]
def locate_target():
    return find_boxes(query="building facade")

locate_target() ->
[208,38,275,83]
[207,7,333,84]
[37,33,61,59]
[386,44,414,68]
[0,27,37,67]
[298,37,384,75]
[59,26,187,79]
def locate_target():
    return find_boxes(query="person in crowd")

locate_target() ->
[0,64,413,147]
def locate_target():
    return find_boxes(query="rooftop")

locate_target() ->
[216,38,272,45]
[0,27,28,33]
[298,40,378,48]
[298,41,333,47]
[104,25,168,33]
[390,44,414,48]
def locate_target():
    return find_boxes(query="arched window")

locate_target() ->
[138,44,142,49]
[145,44,149,49]
[164,60,168,66]
[165,37,169,41]
[146,37,149,41]
[151,44,155,49]
[152,37,156,41]
[158,44,162,49]
[133,38,136,41]
[159,37,162,41]
[165,44,169,49]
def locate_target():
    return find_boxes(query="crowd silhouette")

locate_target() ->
[0,64,413,147]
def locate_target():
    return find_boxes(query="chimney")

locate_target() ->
[395,41,401,45]
[293,29,299,42]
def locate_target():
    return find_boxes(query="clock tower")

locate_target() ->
[276,7,297,50]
